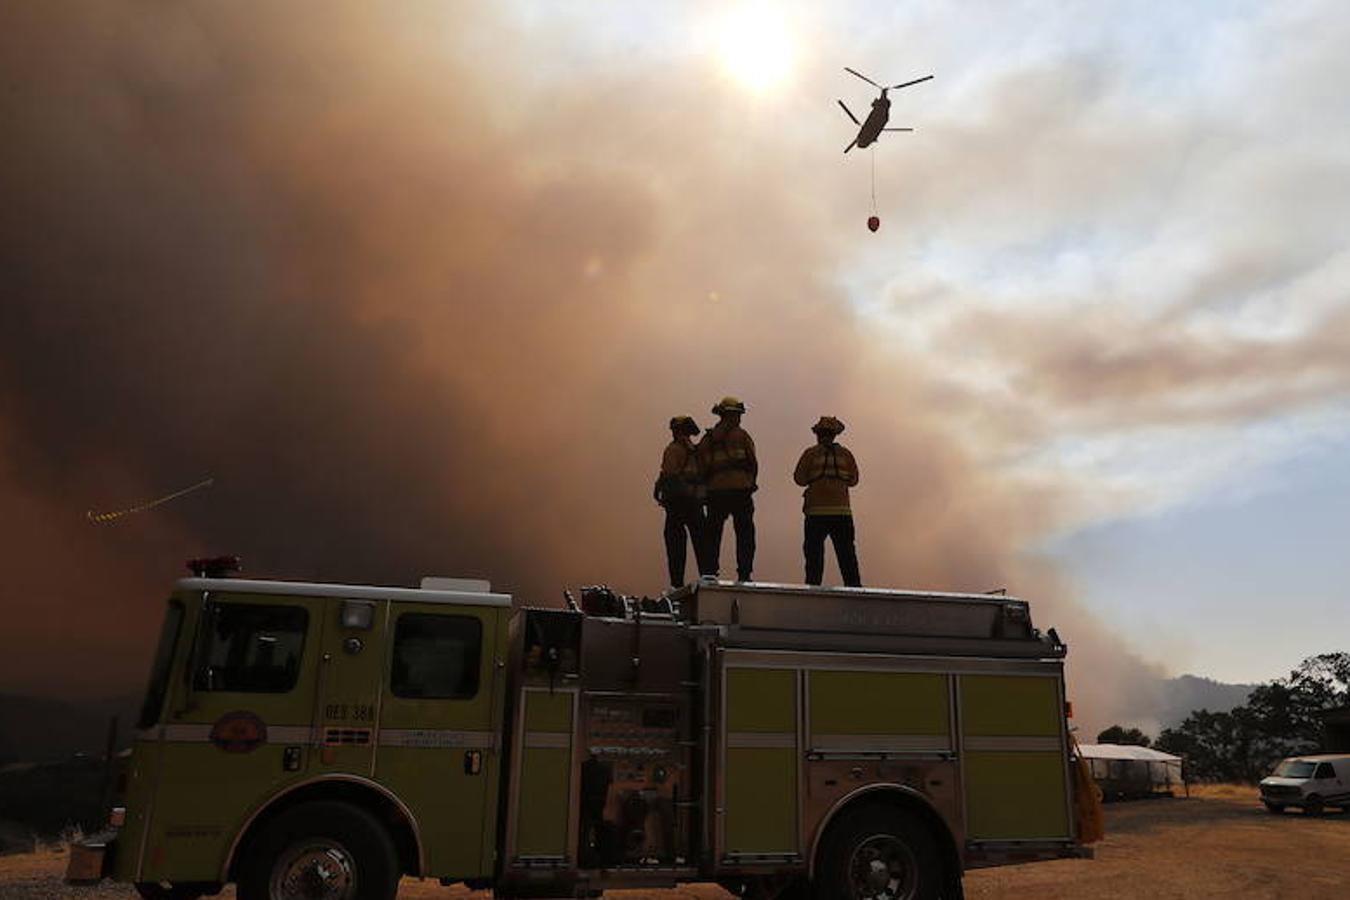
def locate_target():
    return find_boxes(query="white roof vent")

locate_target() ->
[420,576,492,593]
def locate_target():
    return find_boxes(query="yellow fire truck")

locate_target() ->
[68,567,1097,900]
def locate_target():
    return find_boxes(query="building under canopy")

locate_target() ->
[1078,743,1186,799]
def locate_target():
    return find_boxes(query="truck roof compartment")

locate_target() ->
[678,580,1061,658]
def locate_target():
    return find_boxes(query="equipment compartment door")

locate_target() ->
[721,667,800,859]
[509,687,578,863]
[958,673,1071,842]
[808,670,951,753]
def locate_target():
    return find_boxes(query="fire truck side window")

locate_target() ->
[136,600,185,728]
[391,614,482,699]
[193,603,309,693]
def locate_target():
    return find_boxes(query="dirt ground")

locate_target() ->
[3,785,1346,899]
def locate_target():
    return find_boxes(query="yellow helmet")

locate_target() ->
[712,395,747,415]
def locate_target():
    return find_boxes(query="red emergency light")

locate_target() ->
[187,555,241,578]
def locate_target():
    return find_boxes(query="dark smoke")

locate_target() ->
[0,3,1163,732]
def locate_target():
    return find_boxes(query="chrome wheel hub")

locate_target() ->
[847,833,918,900]
[270,841,357,900]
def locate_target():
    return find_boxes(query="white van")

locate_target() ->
[1259,754,1350,814]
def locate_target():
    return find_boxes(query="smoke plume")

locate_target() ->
[18,2,1319,734]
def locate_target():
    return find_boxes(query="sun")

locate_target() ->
[717,4,796,94]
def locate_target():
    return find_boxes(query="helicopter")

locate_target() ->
[838,67,933,153]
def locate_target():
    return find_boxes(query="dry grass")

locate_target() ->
[1181,782,1260,802]
[964,789,1350,899]
[4,790,1347,899]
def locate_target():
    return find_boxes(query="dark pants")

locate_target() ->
[663,498,710,587]
[706,490,756,581]
[804,514,861,587]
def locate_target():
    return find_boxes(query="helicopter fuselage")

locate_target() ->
[840,69,930,153]
[854,96,891,149]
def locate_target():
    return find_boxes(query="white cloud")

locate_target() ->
[831,1,1350,529]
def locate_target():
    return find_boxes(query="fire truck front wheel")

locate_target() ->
[814,804,942,900]
[236,800,399,900]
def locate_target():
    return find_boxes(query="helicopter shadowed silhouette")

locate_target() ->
[838,67,933,153]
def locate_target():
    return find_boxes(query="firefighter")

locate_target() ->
[697,396,758,582]
[654,415,711,587]
[793,416,861,587]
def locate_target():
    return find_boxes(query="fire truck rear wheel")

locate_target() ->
[236,800,399,900]
[814,804,942,900]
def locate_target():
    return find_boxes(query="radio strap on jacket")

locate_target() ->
[807,447,845,484]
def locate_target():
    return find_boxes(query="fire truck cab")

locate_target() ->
[70,573,1095,900]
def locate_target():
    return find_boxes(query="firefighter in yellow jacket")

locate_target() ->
[792,416,861,586]
[654,416,712,587]
[697,396,758,582]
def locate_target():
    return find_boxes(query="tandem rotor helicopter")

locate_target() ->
[838,67,933,231]
[838,67,933,153]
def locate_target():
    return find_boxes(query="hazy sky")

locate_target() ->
[1,2,1346,732]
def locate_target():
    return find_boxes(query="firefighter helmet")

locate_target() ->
[812,416,845,435]
[669,415,699,436]
[712,396,747,415]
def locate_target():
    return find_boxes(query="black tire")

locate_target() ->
[1262,802,1285,814]
[1304,795,1325,816]
[814,803,943,900]
[235,800,399,900]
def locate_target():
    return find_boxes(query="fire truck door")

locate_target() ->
[374,602,504,878]
[134,591,324,884]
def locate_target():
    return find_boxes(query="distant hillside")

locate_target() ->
[1158,674,1257,728]
[0,694,140,765]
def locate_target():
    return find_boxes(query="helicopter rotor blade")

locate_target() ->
[882,127,915,132]
[837,100,861,125]
[890,74,935,91]
[844,67,882,89]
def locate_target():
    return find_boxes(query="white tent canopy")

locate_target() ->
[1078,744,1181,762]
[1079,743,1185,795]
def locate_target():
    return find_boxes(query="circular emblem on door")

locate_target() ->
[210,711,268,753]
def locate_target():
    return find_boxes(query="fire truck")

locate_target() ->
[68,568,1098,900]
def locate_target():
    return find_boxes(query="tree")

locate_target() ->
[1154,653,1350,782]
[1096,725,1151,747]
[1156,709,1256,781]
